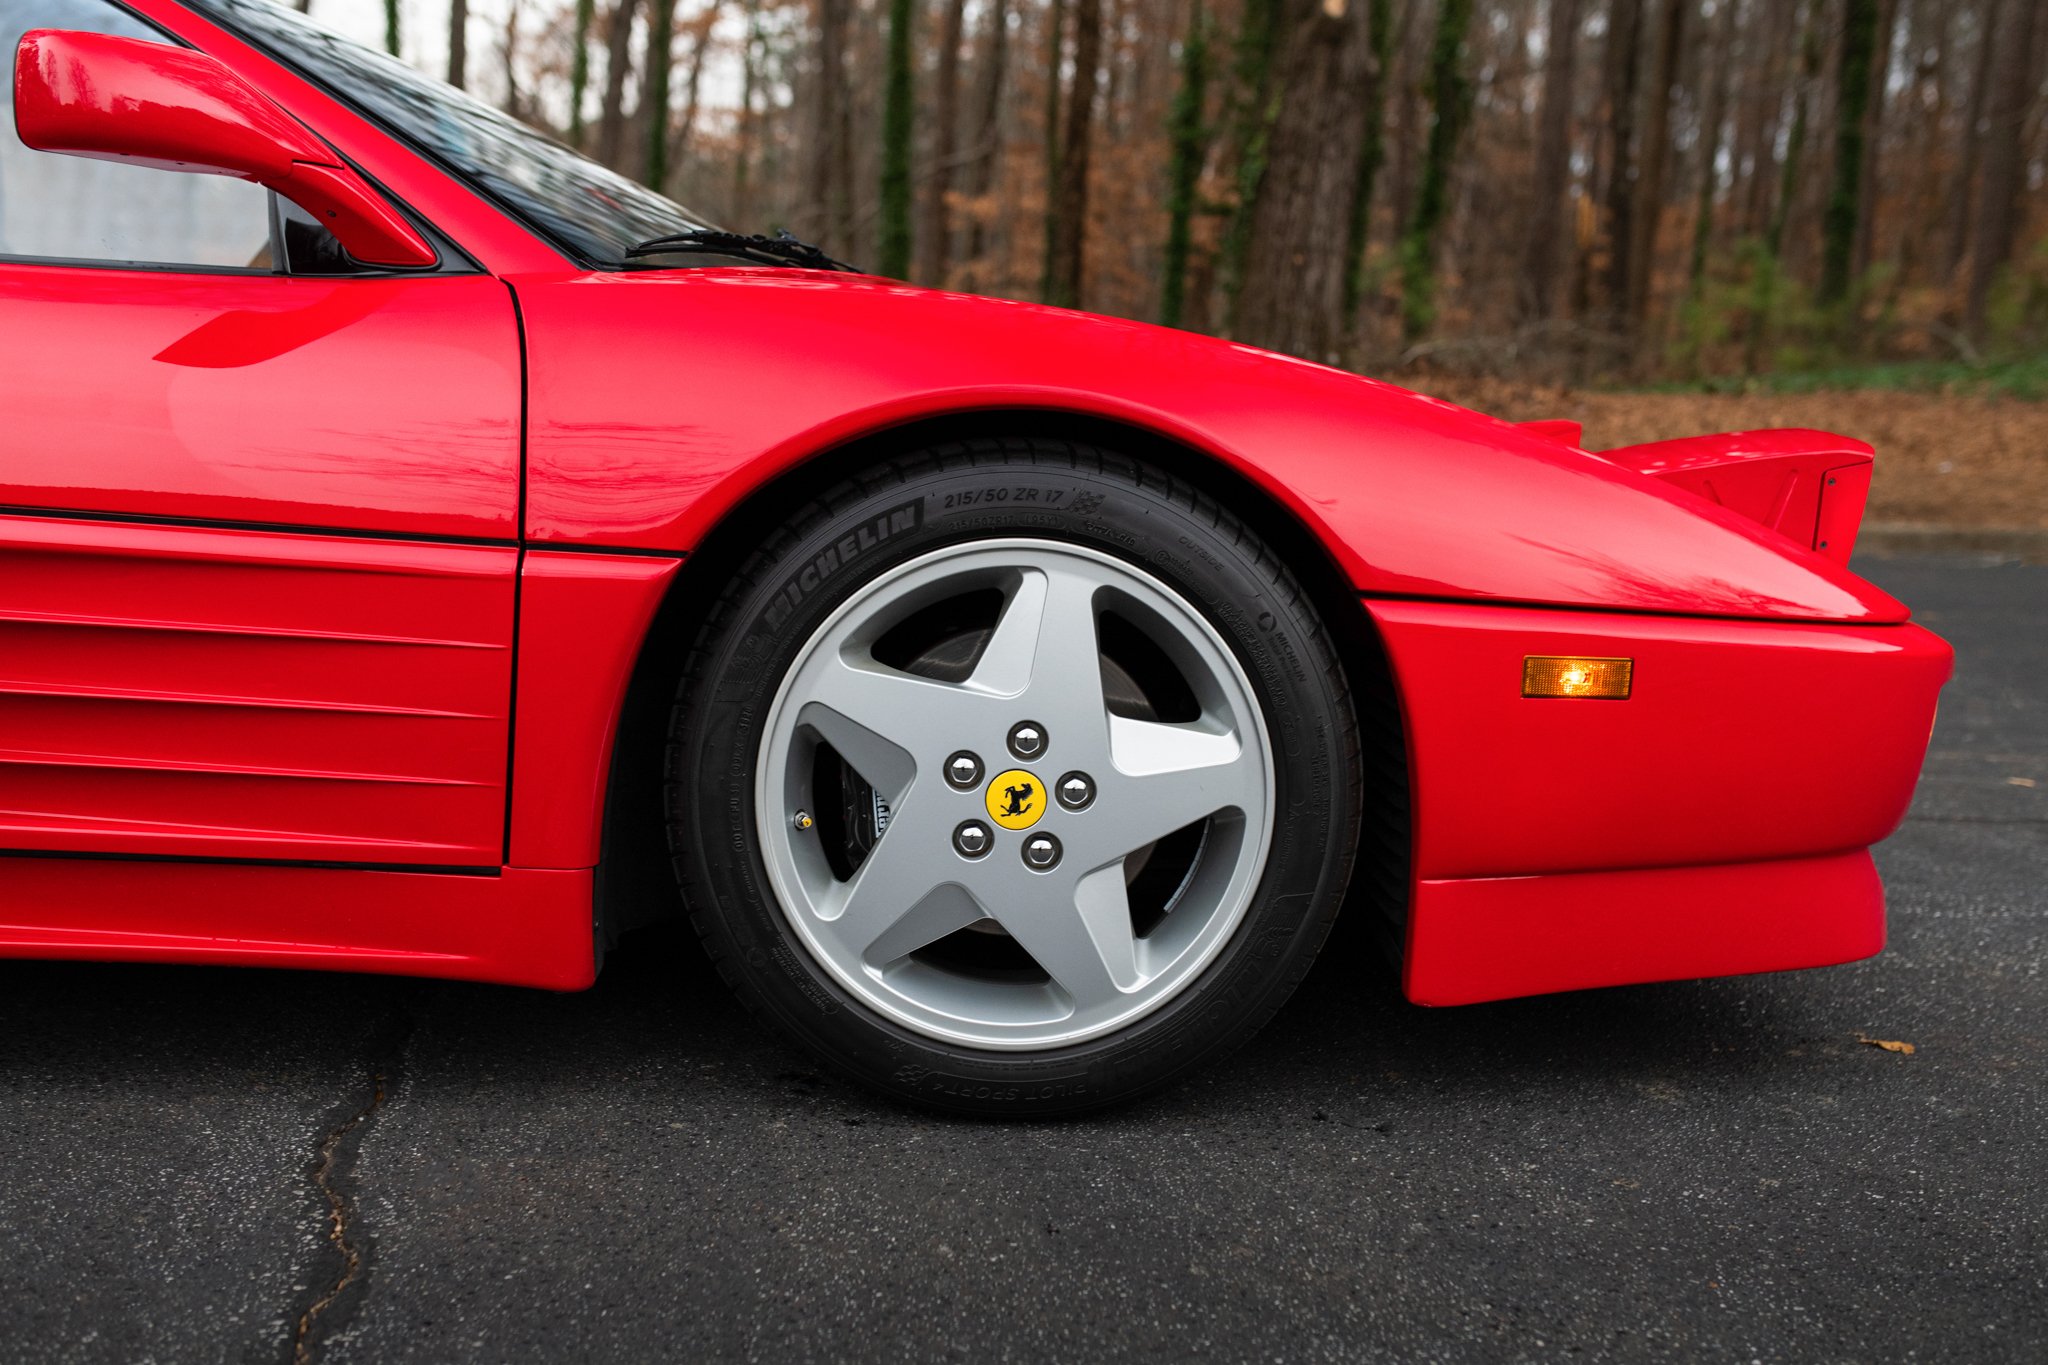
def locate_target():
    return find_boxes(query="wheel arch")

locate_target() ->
[591,409,1413,968]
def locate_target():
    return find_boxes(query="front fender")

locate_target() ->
[513,271,1905,624]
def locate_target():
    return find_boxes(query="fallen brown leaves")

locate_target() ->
[1411,378,2048,532]
[1854,1033,1918,1055]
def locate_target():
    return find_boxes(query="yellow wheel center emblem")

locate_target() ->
[984,769,1045,830]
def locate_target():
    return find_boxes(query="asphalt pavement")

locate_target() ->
[2,552,2042,1364]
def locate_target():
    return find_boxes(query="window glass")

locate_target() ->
[188,0,719,267]
[0,0,271,268]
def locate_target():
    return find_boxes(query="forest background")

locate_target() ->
[311,0,2048,532]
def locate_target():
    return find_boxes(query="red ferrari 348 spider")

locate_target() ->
[1,0,1951,1112]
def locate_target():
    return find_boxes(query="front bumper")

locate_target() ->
[1363,599,1953,1005]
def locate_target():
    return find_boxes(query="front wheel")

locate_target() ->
[669,442,1361,1113]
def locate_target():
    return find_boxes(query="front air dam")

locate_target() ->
[1364,598,1952,1005]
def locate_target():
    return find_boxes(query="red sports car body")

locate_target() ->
[0,0,1950,1108]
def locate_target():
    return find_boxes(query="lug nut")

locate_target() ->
[1055,772,1095,811]
[953,821,992,859]
[945,751,984,790]
[1007,721,1047,760]
[1021,833,1062,871]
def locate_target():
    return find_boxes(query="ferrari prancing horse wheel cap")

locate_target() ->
[984,768,1045,830]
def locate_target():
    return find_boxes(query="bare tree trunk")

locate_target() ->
[1046,0,1102,307]
[1182,232,1223,333]
[838,3,872,261]
[1039,0,1069,299]
[449,0,469,89]
[642,0,679,189]
[1340,0,1394,328]
[383,0,400,55]
[1517,0,1581,321]
[731,0,761,222]
[1688,0,1735,297]
[1897,0,1951,288]
[1819,0,1880,306]
[1386,4,1422,250]
[1624,0,1684,331]
[805,0,854,243]
[1850,0,1897,282]
[1599,0,1644,328]
[1398,0,1474,340]
[960,0,1011,289]
[879,0,918,277]
[499,0,521,115]
[1746,2,1819,372]
[1942,0,2000,284]
[1964,0,2039,335]
[597,0,641,169]
[1215,0,1285,325]
[568,0,597,144]
[919,0,972,285]
[1769,7,1819,267]
[1234,0,1376,360]
[1161,0,1213,326]
[1735,0,1798,236]
[670,2,722,191]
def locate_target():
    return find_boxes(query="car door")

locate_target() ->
[0,0,522,867]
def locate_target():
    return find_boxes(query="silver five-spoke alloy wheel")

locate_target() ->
[755,539,1274,1050]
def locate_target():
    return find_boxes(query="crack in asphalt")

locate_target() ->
[292,1011,414,1365]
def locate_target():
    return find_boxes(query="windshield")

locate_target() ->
[184,0,717,266]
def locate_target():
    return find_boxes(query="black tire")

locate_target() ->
[668,439,1362,1114]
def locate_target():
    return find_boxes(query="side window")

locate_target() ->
[0,0,272,269]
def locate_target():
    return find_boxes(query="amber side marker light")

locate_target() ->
[1523,656,1634,700]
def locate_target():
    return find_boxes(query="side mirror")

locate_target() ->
[13,29,435,268]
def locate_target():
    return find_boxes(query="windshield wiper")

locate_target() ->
[624,229,860,273]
